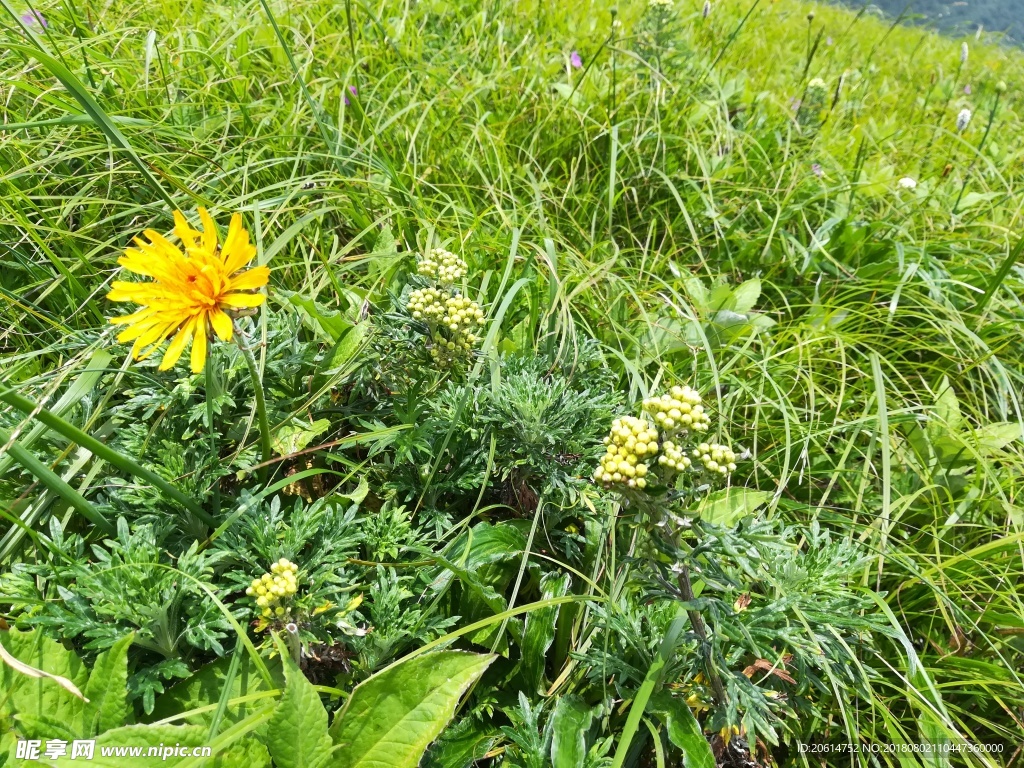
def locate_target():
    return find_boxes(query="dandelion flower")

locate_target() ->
[897,177,917,190]
[956,108,972,132]
[107,208,269,374]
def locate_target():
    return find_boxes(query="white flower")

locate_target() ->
[898,177,917,190]
[960,42,969,64]
[702,0,711,18]
[956,108,972,132]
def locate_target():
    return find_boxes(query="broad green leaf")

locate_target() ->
[443,522,526,569]
[550,696,594,768]
[931,377,962,438]
[284,293,353,342]
[682,278,710,312]
[150,656,283,728]
[729,278,761,314]
[84,633,133,736]
[266,654,332,768]
[973,422,1022,454]
[46,724,208,767]
[329,652,495,768]
[423,718,498,768]
[695,488,771,527]
[314,325,368,393]
[272,418,332,457]
[520,572,570,693]
[659,697,715,768]
[1,629,88,735]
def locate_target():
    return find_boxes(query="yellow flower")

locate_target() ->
[107,208,269,373]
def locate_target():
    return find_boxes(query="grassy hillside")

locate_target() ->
[2,0,1023,765]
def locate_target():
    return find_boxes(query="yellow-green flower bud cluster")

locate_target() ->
[693,442,737,475]
[407,287,447,322]
[657,439,692,471]
[417,248,467,284]
[245,559,299,619]
[642,386,710,432]
[593,416,658,490]
[429,294,485,364]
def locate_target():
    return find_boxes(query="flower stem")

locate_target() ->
[205,348,221,517]
[235,333,271,485]
[676,562,728,707]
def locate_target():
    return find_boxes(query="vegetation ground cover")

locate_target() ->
[1,0,1023,765]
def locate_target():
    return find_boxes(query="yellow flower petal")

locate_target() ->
[173,210,199,251]
[197,207,219,253]
[228,266,270,292]
[191,320,208,373]
[209,309,234,342]
[220,292,266,308]
[159,316,197,371]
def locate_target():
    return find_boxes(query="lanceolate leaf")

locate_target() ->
[550,696,594,768]
[329,651,495,768]
[265,651,333,768]
[83,633,133,736]
[662,701,715,768]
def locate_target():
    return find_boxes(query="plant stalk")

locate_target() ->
[677,562,728,707]
[235,334,271,485]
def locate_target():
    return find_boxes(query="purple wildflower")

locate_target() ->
[343,85,357,106]
[570,50,583,70]
[811,163,823,178]
[20,9,47,28]
[963,84,971,95]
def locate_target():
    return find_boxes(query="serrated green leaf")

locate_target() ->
[266,654,332,768]
[84,633,133,736]
[329,652,495,768]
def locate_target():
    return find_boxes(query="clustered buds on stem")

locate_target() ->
[416,247,467,284]
[595,415,658,489]
[593,385,739,493]
[642,385,709,431]
[406,248,486,367]
[246,558,299,619]
[693,442,737,475]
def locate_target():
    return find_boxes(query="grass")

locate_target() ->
[2,0,1024,764]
